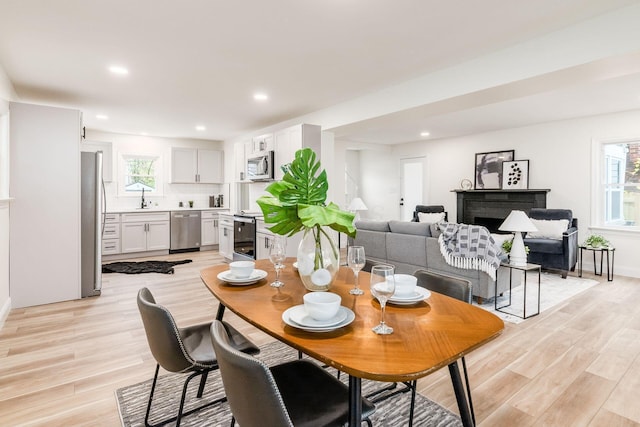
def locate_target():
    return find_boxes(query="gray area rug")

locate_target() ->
[116,341,462,427]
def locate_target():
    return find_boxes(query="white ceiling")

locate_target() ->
[1,0,639,143]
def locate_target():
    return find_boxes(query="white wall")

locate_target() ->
[384,109,640,278]
[85,130,226,211]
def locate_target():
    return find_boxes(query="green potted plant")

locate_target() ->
[583,234,609,248]
[257,148,356,291]
[501,238,529,256]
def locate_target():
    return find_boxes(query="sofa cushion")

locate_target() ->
[524,238,564,255]
[352,229,388,261]
[354,220,390,232]
[417,211,446,224]
[527,218,569,240]
[388,220,431,237]
[386,233,428,268]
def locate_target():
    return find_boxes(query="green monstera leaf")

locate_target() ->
[256,148,356,238]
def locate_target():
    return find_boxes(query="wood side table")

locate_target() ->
[496,262,541,319]
[578,245,615,281]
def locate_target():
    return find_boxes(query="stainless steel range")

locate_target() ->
[232,213,260,261]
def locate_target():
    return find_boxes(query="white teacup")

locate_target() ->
[393,274,417,297]
[229,261,255,279]
[303,292,341,321]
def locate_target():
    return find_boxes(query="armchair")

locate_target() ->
[523,208,578,278]
[411,205,447,222]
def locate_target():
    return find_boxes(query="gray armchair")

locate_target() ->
[523,208,578,278]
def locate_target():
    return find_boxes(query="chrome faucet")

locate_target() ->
[141,187,145,209]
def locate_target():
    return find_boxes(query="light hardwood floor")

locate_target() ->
[1,250,639,426]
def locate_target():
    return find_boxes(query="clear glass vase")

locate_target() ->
[296,225,339,291]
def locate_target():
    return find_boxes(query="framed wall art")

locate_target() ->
[474,150,514,190]
[502,160,529,189]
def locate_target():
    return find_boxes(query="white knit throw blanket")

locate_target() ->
[438,223,501,281]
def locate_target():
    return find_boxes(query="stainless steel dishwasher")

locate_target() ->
[170,210,201,252]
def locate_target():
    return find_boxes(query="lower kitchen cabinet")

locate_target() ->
[256,231,273,260]
[121,212,170,253]
[201,211,221,246]
[218,214,234,260]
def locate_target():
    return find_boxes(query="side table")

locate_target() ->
[495,262,541,319]
[578,245,615,281]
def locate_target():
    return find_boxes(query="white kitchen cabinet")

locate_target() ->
[274,124,321,180]
[102,213,121,255]
[251,133,274,154]
[81,140,113,182]
[256,219,302,259]
[256,231,272,260]
[171,147,223,183]
[121,212,170,253]
[201,211,221,246]
[218,214,234,260]
[234,141,248,182]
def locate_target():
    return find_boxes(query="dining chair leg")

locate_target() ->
[144,364,161,427]
[461,357,476,426]
[230,416,236,427]
[408,380,417,427]
[196,370,209,398]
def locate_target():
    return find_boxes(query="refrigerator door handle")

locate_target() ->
[94,151,103,292]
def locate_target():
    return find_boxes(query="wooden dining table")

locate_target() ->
[201,258,504,427]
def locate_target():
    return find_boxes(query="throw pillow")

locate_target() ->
[417,212,445,224]
[429,222,443,238]
[527,218,569,240]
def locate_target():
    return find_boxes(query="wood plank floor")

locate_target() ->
[1,250,639,426]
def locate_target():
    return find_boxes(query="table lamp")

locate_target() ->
[348,197,368,221]
[498,210,538,267]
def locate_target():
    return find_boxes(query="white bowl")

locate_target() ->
[393,274,417,297]
[303,292,341,321]
[229,261,255,279]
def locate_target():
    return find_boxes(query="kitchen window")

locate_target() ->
[119,154,163,196]
[594,139,640,228]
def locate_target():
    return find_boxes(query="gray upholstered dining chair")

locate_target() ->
[210,320,376,427]
[413,269,475,426]
[137,287,260,427]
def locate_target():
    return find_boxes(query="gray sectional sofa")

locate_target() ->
[349,220,513,302]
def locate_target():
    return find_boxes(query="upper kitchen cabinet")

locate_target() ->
[234,141,248,182]
[171,147,223,183]
[274,124,321,180]
[251,133,274,154]
[81,140,113,182]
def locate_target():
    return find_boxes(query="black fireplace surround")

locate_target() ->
[454,189,550,232]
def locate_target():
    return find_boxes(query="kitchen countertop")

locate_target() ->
[107,207,229,214]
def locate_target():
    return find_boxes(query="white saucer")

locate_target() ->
[287,305,347,328]
[282,306,355,332]
[388,287,431,305]
[217,269,267,285]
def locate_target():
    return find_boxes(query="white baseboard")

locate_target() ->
[0,297,11,330]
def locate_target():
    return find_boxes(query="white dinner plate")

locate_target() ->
[217,269,268,285]
[287,304,348,328]
[388,287,431,305]
[282,306,355,332]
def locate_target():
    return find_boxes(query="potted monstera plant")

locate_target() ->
[257,148,356,291]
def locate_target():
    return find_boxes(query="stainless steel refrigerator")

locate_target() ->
[81,151,104,297]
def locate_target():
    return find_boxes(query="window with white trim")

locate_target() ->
[119,154,163,196]
[599,140,640,227]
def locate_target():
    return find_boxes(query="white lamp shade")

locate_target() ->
[348,197,368,211]
[498,210,538,233]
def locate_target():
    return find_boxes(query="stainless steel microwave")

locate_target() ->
[247,150,274,181]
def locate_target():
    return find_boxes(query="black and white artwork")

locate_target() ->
[474,150,515,190]
[502,160,529,189]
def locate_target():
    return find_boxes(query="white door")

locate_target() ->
[400,157,425,221]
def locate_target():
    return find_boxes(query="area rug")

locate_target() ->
[102,260,192,274]
[475,272,599,324]
[116,341,462,427]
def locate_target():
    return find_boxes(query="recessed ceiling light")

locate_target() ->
[195,125,206,131]
[109,65,129,75]
[420,131,430,137]
[140,132,148,136]
[253,93,268,101]
[96,114,108,120]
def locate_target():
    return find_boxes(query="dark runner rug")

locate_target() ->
[116,341,462,427]
[102,260,192,274]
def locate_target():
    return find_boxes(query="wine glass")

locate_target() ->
[347,246,366,295]
[369,264,395,335]
[269,236,287,297]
